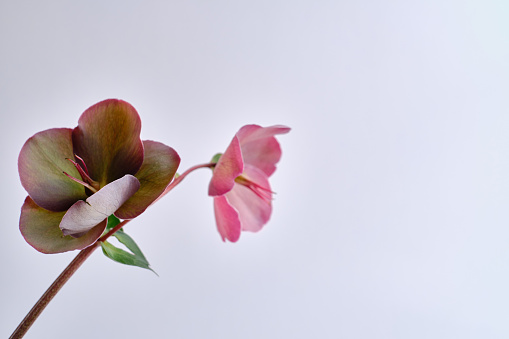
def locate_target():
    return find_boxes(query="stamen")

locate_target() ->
[235,176,274,204]
[66,157,100,192]
[249,185,273,203]
[74,154,90,175]
[63,171,98,193]
[66,158,87,182]
[64,157,100,192]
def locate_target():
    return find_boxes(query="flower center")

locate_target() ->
[234,176,274,204]
[63,154,100,193]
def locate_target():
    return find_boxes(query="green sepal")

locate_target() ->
[106,214,121,231]
[100,229,157,275]
[210,153,223,164]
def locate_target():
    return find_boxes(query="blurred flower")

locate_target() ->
[18,99,180,253]
[208,125,290,242]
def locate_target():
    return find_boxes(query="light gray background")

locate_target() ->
[2,1,509,338]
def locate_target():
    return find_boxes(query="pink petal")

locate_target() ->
[236,124,291,144]
[18,128,88,212]
[213,195,241,242]
[236,125,290,176]
[60,175,140,237]
[208,135,244,196]
[225,165,272,233]
[115,140,180,219]
[20,196,106,254]
[72,99,144,187]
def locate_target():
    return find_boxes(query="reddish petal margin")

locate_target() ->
[72,99,144,187]
[18,128,88,212]
[20,196,106,254]
[236,124,291,177]
[60,175,140,237]
[208,135,244,196]
[225,165,272,233]
[213,195,241,242]
[115,140,180,219]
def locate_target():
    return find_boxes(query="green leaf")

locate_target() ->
[100,231,156,275]
[113,229,148,262]
[106,214,121,230]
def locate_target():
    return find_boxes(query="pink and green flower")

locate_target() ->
[18,99,180,253]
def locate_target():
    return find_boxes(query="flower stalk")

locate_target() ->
[12,99,289,339]
[10,242,98,339]
[9,163,214,339]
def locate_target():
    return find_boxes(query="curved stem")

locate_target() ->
[10,244,98,339]
[153,162,215,204]
[10,163,214,338]
[10,219,131,339]
[100,219,130,242]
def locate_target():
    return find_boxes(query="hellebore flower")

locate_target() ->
[18,99,180,253]
[208,124,290,242]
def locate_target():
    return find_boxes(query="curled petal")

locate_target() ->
[236,125,290,176]
[60,175,140,237]
[213,195,241,242]
[115,140,180,219]
[72,99,144,187]
[20,196,106,254]
[208,135,243,196]
[225,165,272,233]
[237,124,291,144]
[18,128,88,212]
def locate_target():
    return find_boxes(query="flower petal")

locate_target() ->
[237,124,291,144]
[115,140,180,219]
[60,175,140,237]
[72,99,144,187]
[225,165,272,233]
[20,196,106,254]
[213,195,241,242]
[208,135,244,196]
[18,128,88,212]
[236,124,291,176]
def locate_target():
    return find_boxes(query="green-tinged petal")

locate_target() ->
[20,196,106,254]
[72,99,144,187]
[18,128,87,212]
[60,175,140,237]
[115,140,180,219]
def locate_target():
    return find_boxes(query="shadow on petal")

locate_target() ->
[115,140,180,219]
[20,197,106,254]
[60,175,140,237]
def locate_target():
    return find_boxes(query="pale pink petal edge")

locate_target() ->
[213,195,241,242]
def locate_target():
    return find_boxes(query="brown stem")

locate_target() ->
[100,219,130,242]
[9,221,132,339]
[9,163,214,338]
[9,243,98,339]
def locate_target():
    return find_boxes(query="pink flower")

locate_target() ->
[208,125,290,242]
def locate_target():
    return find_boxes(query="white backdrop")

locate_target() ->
[2,1,509,338]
